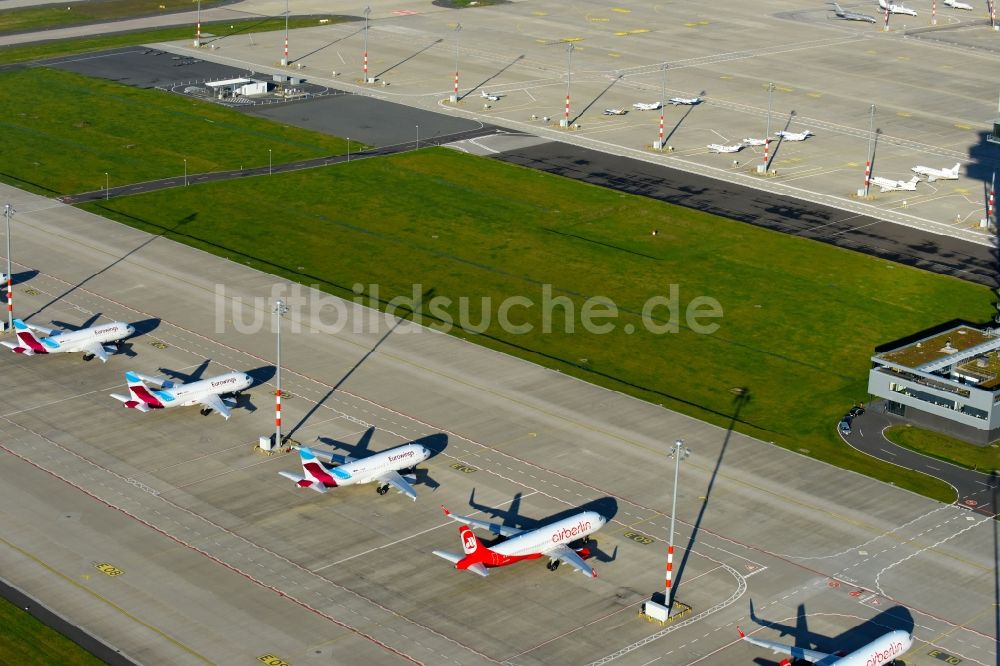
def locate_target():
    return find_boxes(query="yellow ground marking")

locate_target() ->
[719,75,733,79]
[608,52,621,57]
[955,123,972,130]
[896,55,911,61]
[0,535,213,664]
[685,20,710,27]
[775,85,794,93]
[611,7,631,12]
[589,16,609,22]
[865,49,878,54]
[807,92,822,98]
[560,36,584,42]
[940,64,954,69]
[846,162,859,168]
[897,111,912,117]
[531,11,548,16]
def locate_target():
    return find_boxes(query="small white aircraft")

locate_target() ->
[707,143,744,153]
[872,175,919,192]
[632,101,662,111]
[911,162,961,181]
[944,0,973,8]
[742,137,767,146]
[433,505,606,577]
[830,1,878,21]
[603,108,627,115]
[878,0,918,16]
[668,96,701,105]
[481,90,502,101]
[110,369,252,419]
[279,439,430,500]
[2,318,134,362]
[775,129,814,141]
[738,626,913,666]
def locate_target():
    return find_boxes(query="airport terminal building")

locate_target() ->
[868,324,1000,444]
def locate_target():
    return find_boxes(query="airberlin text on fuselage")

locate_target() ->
[552,520,592,543]
[867,641,904,666]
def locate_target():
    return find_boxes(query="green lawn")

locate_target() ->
[885,424,1000,473]
[0,595,104,665]
[0,0,228,35]
[79,148,992,503]
[0,15,346,65]
[0,68,359,195]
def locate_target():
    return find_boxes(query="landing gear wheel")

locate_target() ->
[200,408,211,416]
[546,560,560,571]
[377,485,389,495]
[82,354,94,361]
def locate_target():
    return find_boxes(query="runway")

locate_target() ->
[0,182,994,665]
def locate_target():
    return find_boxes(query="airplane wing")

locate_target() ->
[199,393,231,419]
[69,341,109,362]
[441,506,524,537]
[24,322,56,336]
[377,470,418,501]
[737,628,831,663]
[543,543,597,578]
[294,445,357,465]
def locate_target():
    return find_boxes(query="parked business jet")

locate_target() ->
[481,90,502,101]
[603,108,627,115]
[944,0,973,8]
[830,1,877,21]
[279,441,430,499]
[668,96,701,105]
[775,129,813,141]
[738,626,913,666]
[911,162,961,181]
[432,505,606,577]
[742,137,767,146]
[633,101,662,110]
[872,175,919,192]
[110,370,252,419]
[2,318,134,362]
[708,143,743,153]
[878,0,918,16]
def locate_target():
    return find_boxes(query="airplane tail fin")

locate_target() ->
[430,525,493,576]
[950,163,961,176]
[9,319,44,355]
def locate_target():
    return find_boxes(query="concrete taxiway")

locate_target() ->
[0,177,996,665]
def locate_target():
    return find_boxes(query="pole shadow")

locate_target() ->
[459,54,525,102]
[372,38,443,80]
[290,24,365,64]
[570,74,622,125]
[663,103,698,145]
[767,111,797,168]
[672,387,750,598]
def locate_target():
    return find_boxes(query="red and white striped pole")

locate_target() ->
[565,94,570,125]
[275,387,282,440]
[273,299,287,448]
[282,0,289,65]
[3,203,11,333]
[664,544,675,605]
[989,172,996,223]
[659,112,665,149]
[363,5,371,81]
[194,0,201,46]
[665,439,688,613]
[762,138,770,171]
[932,0,937,25]
[993,0,998,29]
[454,71,459,96]
[864,159,871,194]
[563,43,574,127]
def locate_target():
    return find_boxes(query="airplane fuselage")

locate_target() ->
[488,511,606,559]
[135,371,252,410]
[328,443,431,488]
[835,630,912,665]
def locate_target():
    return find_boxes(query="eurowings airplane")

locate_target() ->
[668,96,701,105]
[708,143,743,153]
[738,626,913,666]
[1,318,134,362]
[603,108,627,115]
[830,1,877,21]
[742,137,767,146]
[872,175,919,192]
[911,162,960,181]
[775,129,813,141]
[279,442,430,499]
[110,370,251,419]
[944,0,973,8]
[432,505,606,577]
[633,101,662,110]
[878,0,918,15]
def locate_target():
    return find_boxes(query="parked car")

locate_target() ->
[838,419,852,435]
[849,405,865,417]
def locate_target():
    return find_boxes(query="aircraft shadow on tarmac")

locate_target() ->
[315,426,447,492]
[461,489,619,562]
[8,269,39,286]
[111,317,161,359]
[745,599,914,666]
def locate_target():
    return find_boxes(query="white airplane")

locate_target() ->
[944,0,973,8]
[911,162,961,182]
[738,626,913,666]
[110,369,252,419]
[668,96,701,105]
[632,101,662,111]
[279,440,430,500]
[742,137,767,146]
[878,0,918,16]
[432,505,606,577]
[707,143,744,153]
[481,90,502,101]
[871,175,919,192]
[603,108,627,115]
[2,317,134,362]
[830,1,877,21]
[775,129,814,141]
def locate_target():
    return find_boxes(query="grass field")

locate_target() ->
[0,15,345,65]
[885,425,1000,473]
[0,68,358,195]
[79,148,993,503]
[0,595,104,665]
[0,0,228,35]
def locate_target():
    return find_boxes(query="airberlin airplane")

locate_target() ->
[737,626,913,666]
[432,505,606,577]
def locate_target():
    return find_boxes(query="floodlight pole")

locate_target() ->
[274,298,288,446]
[104,172,109,200]
[763,82,774,171]
[282,0,289,66]
[665,439,689,613]
[184,158,188,186]
[453,23,462,98]
[195,0,201,47]
[268,148,272,175]
[864,104,876,197]
[4,204,12,333]
[659,63,667,150]
[363,5,371,82]
[347,137,351,162]
[563,43,574,127]
[416,124,420,149]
